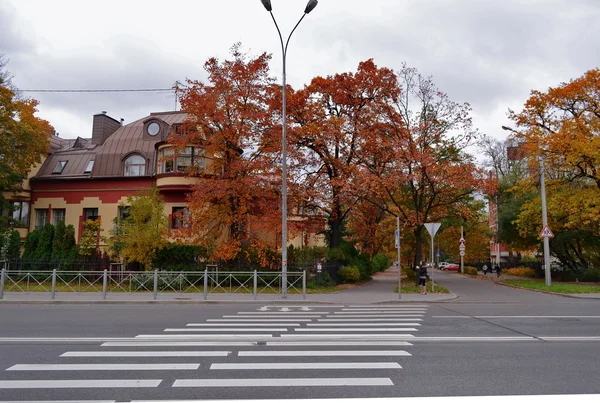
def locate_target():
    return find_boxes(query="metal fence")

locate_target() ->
[0,268,307,300]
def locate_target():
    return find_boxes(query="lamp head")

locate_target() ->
[304,0,318,14]
[260,0,272,11]
[501,125,514,132]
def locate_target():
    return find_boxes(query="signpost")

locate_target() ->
[459,226,465,273]
[396,217,401,300]
[424,223,441,292]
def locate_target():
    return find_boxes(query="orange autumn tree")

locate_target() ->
[507,68,600,270]
[174,45,282,265]
[285,59,398,249]
[358,64,494,266]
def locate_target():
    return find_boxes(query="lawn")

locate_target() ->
[395,280,450,294]
[503,280,600,294]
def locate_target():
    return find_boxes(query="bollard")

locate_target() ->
[153,269,158,300]
[0,268,5,300]
[302,270,306,300]
[253,270,257,300]
[51,269,57,300]
[102,269,108,300]
[203,269,208,300]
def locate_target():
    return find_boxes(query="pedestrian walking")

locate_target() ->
[482,264,488,275]
[418,262,428,295]
[496,264,501,278]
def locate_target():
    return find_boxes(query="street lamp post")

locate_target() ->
[261,0,318,298]
[502,125,551,286]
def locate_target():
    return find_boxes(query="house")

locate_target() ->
[6,110,326,253]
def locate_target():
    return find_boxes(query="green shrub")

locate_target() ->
[22,230,41,260]
[8,230,20,259]
[327,247,346,262]
[309,270,333,288]
[52,221,66,259]
[464,266,478,275]
[372,253,391,273]
[155,244,207,271]
[580,268,600,282]
[403,265,417,281]
[338,265,361,283]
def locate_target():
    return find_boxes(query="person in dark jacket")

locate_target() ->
[418,262,428,295]
[496,264,501,278]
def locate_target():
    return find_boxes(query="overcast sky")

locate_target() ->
[2,0,599,143]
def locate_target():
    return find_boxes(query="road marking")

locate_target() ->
[207,319,311,322]
[101,341,256,347]
[186,323,300,327]
[280,334,415,339]
[409,337,536,341]
[294,327,419,332]
[334,311,426,314]
[237,312,330,315]
[61,351,230,357]
[7,364,200,371]
[306,323,421,327]
[163,328,288,332]
[318,318,423,322]
[348,304,429,307]
[342,307,427,312]
[266,341,413,346]
[540,337,600,341]
[135,334,273,339]
[211,362,402,370]
[173,378,394,387]
[223,315,321,319]
[238,350,411,356]
[325,315,424,318]
[0,380,161,389]
[0,401,115,403]
[433,316,600,319]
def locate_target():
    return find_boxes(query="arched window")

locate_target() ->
[124,154,146,176]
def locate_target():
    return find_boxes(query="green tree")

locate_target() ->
[62,225,78,261]
[22,230,40,260]
[8,230,20,259]
[34,223,54,262]
[108,186,168,270]
[79,219,103,257]
[52,220,66,260]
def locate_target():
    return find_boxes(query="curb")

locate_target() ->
[494,281,600,299]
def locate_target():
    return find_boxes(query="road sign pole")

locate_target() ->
[460,226,464,274]
[397,217,401,300]
[540,157,552,287]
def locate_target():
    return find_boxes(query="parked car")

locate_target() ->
[440,263,459,271]
[438,262,451,269]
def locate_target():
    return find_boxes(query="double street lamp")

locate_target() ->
[260,0,318,298]
[501,125,552,286]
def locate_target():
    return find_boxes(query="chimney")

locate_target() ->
[92,111,121,145]
[120,118,125,126]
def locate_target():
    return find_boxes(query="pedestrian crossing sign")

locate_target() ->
[539,225,554,238]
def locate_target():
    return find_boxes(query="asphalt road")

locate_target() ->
[0,276,599,401]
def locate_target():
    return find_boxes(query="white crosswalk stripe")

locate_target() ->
[0,304,428,397]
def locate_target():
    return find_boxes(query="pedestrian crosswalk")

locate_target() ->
[0,304,429,400]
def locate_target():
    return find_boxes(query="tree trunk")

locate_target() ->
[413,226,424,267]
[330,218,342,249]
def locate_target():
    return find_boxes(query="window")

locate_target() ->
[10,201,29,227]
[84,208,99,221]
[158,147,205,174]
[124,154,146,177]
[147,122,160,136]
[35,209,48,231]
[84,160,94,173]
[171,207,189,229]
[118,206,130,219]
[53,160,68,174]
[52,209,66,225]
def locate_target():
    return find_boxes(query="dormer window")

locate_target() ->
[84,160,94,173]
[53,160,68,174]
[124,154,146,176]
[147,122,160,136]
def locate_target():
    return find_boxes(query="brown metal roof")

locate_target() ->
[35,111,188,179]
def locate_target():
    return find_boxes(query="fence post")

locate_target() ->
[153,269,158,300]
[0,268,5,300]
[253,270,257,300]
[51,269,57,300]
[302,270,306,300]
[102,269,108,300]
[203,269,208,300]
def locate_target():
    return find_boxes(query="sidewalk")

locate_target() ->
[0,266,457,304]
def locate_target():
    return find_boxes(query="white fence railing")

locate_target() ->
[0,269,306,300]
